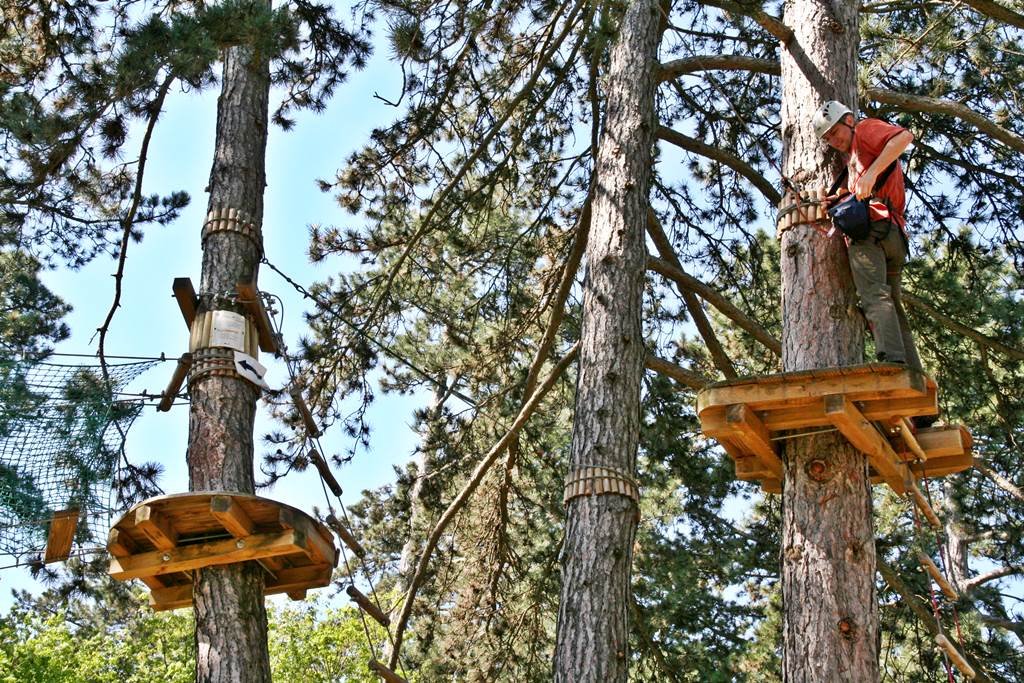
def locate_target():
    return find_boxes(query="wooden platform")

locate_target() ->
[697,364,973,495]
[107,492,338,611]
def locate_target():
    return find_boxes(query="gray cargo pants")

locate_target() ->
[848,220,922,370]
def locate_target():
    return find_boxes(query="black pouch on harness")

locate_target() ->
[825,160,898,241]
[827,195,872,241]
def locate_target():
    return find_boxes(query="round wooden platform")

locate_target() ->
[107,492,338,611]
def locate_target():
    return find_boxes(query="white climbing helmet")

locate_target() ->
[813,100,853,139]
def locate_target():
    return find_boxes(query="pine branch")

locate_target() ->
[977,613,1024,645]
[963,564,1024,592]
[903,292,1024,361]
[648,210,737,378]
[657,55,779,82]
[646,254,783,357]
[644,354,712,389]
[698,0,794,43]
[361,0,589,332]
[867,88,1024,154]
[972,458,1024,503]
[97,75,174,383]
[388,343,580,670]
[955,0,1024,29]
[656,125,782,205]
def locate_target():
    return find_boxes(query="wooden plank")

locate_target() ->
[733,455,777,481]
[279,508,337,567]
[914,426,968,458]
[109,530,307,580]
[824,394,908,494]
[698,365,929,413]
[346,585,390,627]
[44,509,79,564]
[721,391,938,432]
[911,452,974,478]
[135,505,178,551]
[210,495,255,538]
[326,514,366,558]
[172,277,198,328]
[368,660,408,683]
[308,448,343,497]
[289,387,322,437]
[236,282,280,354]
[917,552,959,600]
[761,479,782,494]
[935,634,976,679]
[157,353,193,412]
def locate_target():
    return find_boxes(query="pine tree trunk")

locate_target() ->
[187,16,273,683]
[552,3,660,680]
[779,1,879,680]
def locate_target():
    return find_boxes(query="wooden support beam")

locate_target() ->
[368,660,408,683]
[909,482,942,528]
[210,495,255,538]
[149,564,332,611]
[702,404,783,479]
[172,277,198,328]
[309,448,343,497]
[824,394,908,494]
[289,387,322,437]
[893,417,928,462]
[157,353,193,412]
[935,634,976,679]
[134,505,178,551]
[761,480,782,494]
[109,530,307,580]
[326,513,366,559]
[279,508,337,567]
[44,509,79,563]
[915,426,970,458]
[733,455,777,481]
[286,590,307,601]
[917,552,959,600]
[236,282,280,354]
[107,527,136,557]
[346,585,390,627]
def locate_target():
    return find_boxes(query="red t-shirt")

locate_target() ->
[849,118,907,228]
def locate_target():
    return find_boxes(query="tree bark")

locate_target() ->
[552,2,660,681]
[779,1,879,681]
[187,11,273,682]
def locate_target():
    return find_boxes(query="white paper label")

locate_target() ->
[210,310,246,352]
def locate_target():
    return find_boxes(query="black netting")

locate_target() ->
[0,359,158,558]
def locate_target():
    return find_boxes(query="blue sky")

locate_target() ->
[1,29,425,609]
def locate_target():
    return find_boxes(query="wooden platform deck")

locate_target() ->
[107,492,338,611]
[697,364,973,497]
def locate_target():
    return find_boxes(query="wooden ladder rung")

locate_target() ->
[289,387,322,437]
[326,514,366,558]
[935,633,976,679]
[917,552,959,600]
[368,660,407,683]
[309,448,342,497]
[909,483,942,528]
[347,585,390,627]
[157,353,193,412]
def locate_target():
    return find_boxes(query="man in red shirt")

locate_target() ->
[813,101,923,373]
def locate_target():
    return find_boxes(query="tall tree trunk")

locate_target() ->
[187,8,273,681]
[778,1,879,680]
[553,2,660,681]
[942,480,970,590]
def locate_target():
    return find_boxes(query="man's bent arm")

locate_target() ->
[854,129,914,199]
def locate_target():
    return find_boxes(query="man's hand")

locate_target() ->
[854,169,877,199]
